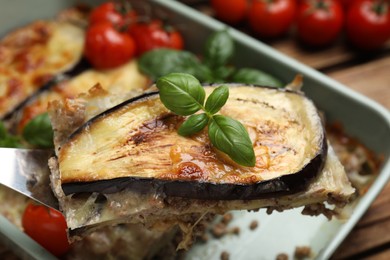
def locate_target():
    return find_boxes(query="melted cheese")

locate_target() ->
[58,86,324,184]
[0,20,84,118]
[14,60,149,133]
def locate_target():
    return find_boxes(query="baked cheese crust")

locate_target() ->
[0,19,84,118]
[11,60,149,133]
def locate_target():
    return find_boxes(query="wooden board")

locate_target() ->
[332,182,390,259]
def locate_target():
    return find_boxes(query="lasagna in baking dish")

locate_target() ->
[0,2,363,258]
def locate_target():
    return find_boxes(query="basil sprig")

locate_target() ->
[157,73,255,167]
[139,30,282,87]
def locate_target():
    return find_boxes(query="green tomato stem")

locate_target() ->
[373,0,388,16]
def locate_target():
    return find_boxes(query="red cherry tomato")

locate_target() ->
[296,0,344,47]
[89,2,137,27]
[89,2,123,26]
[211,0,248,24]
[129,20,184,56]
[346,0,390,50]
[22,203,70,257]
[84,22,136,69]
[248,0,297,38]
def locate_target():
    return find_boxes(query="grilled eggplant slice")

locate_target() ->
[58,84,327,200]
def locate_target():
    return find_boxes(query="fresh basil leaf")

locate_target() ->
[232,68,283,87]
[156,73,206,116]
[0,122,6,139]
[208,115,255,167]
[0,135,22,148]
[233,68,283,88]
[204,66,235,83]
[178,113,209,136]
[205,85,229,114]
[213,66,235,82]
[138,49,205,81]
[22,113,54,148]
[0,121,22,148]
[204,30,234,69]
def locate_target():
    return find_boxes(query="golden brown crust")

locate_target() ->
[0,16,85,118]
[10,59,149,136]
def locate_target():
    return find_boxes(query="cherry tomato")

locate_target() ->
[89,2,137,27]
[129,20,184,56]
[296,0,344,47]
[346,0,390,50]
[84,22,136,69]
[22,203,70,257]
[248,0,297,38]
[211,0,248,24]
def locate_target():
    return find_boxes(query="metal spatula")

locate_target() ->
[0,148,59,210]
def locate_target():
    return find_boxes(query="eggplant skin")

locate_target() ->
[58,84,328,200]
[62,139,326,200]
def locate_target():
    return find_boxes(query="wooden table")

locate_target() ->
[185,1,390,259]
[271,33,390,260]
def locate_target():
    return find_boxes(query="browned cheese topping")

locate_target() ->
[0,20,84,118]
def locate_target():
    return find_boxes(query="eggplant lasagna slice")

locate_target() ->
[48,84,354,237]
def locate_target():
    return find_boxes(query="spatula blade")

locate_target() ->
[0,148,58,210]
